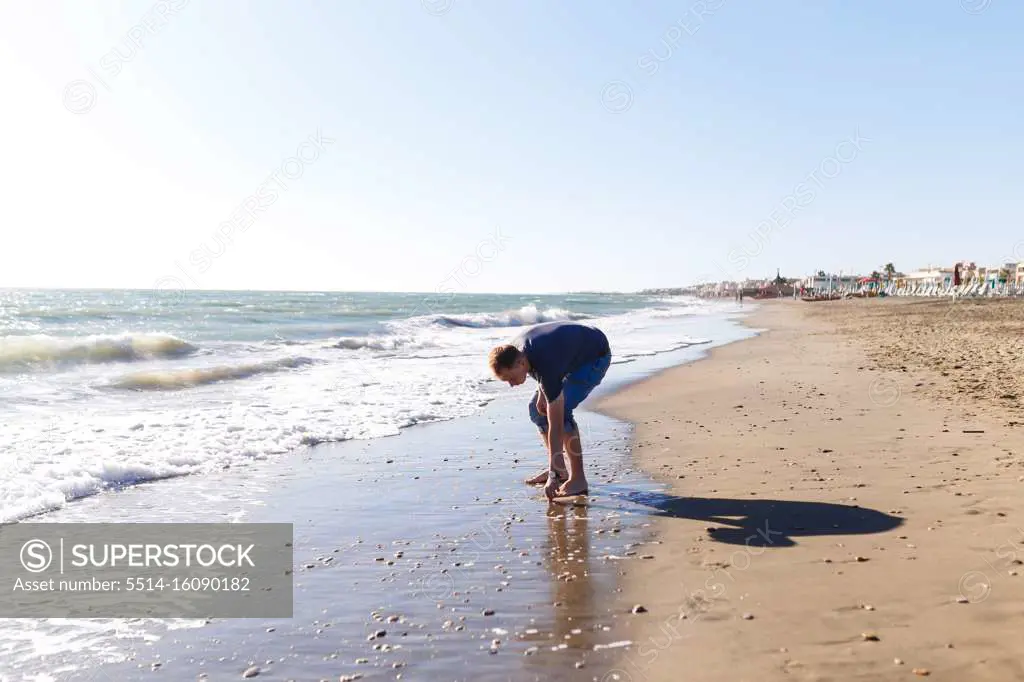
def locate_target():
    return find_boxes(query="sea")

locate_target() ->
[0,289,754,681]
[0,289,734,525]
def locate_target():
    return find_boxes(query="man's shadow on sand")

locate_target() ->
[598,486,904,547]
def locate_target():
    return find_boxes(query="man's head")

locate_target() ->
[489,344,529,387]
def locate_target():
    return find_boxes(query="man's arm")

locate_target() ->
[545,392,565,476]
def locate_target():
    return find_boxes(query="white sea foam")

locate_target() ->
[424,304,588,329]
[110,356,316,390]
[329,335,435,351]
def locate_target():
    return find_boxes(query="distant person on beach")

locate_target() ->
[488,321,611,500]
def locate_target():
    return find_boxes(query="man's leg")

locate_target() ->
[558,421,588,495]
[554,355,611,496]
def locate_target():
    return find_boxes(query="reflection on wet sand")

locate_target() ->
[521,499,628,677]
[547,502,599,652]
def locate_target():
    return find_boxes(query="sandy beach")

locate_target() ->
[597,298,1024,682]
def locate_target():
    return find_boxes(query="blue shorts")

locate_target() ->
[528,354,611,434]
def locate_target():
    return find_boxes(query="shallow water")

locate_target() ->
[12,404,656,682]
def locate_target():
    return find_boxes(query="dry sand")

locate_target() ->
[595,298,1024,682]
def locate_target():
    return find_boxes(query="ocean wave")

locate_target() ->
[430,305,590,329]
[648,307,702,319]
[111,356,315,390]
[329,335,435,351]
[0,333,197,372]
[0,464,196,524]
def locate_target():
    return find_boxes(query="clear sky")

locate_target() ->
[1,1,1021,293]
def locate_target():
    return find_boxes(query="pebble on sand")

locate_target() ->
[632,605,648,614]
[912,668,931,676]
[242,666,260,678]
[861,632,880,641]
[742,613,754,620]
[482,609,496,616]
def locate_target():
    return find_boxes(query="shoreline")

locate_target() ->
[594,298,1024,681]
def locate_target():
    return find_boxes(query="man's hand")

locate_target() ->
[544,473,559,500]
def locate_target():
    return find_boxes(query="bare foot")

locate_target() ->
[525,470,549,485]
[556,478,589,496]
[525,469,567,485]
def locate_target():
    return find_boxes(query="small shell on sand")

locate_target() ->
[742,613,754,620]
[631,605,648,614]
[912,668,931,676]
[861,632,880,641]
[242,666,260,678]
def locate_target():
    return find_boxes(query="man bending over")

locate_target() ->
[488,321,611,500]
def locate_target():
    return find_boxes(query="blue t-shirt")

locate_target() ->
[514,322,610,401]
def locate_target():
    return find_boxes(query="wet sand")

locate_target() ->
[23,393,678,682]
[596,298,1024,682]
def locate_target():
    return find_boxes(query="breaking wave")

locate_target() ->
[329,336,435,351]
[111,356,315,390]
[0,333,197,372]
[432,305,589,329]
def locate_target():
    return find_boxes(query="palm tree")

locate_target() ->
[884,263,896,281]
